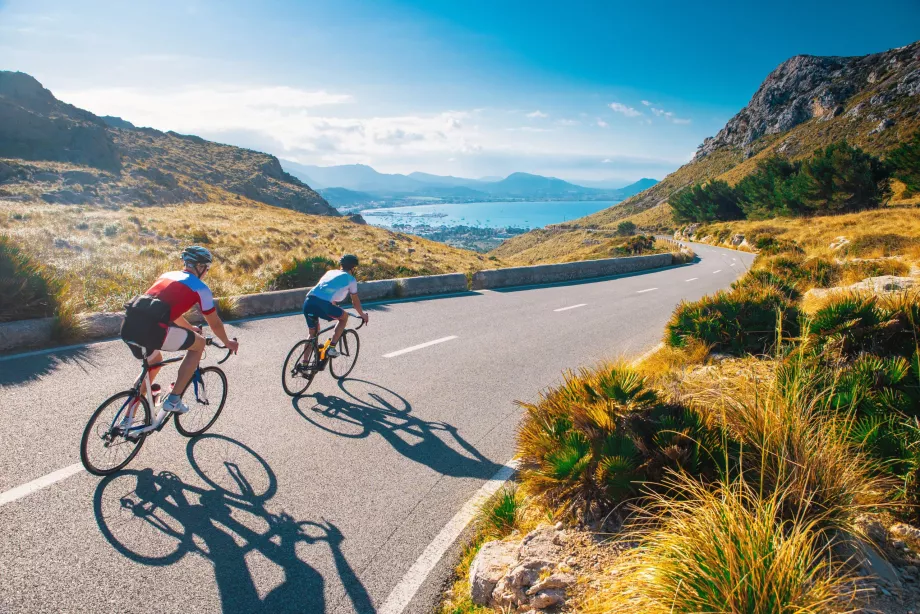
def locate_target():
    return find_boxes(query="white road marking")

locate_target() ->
[636,288,658,294]
[553,303,587,312]
[0,463,83,508]
[383,336,458,358]
[378,460,519,614]
[730,263,736,267]
[713,270,722,274]
[685,277,699,282]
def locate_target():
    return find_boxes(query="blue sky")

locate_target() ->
[1,0,918,183]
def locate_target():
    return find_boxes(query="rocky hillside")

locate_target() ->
[0,71,337,216]
[494,40,920,260]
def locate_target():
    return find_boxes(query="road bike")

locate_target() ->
[80,334,235,476]
[282,312,364,397]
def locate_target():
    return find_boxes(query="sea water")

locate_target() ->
[360,200,620,230]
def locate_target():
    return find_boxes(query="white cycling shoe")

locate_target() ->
[162,395,190,414]
[326,347,340,358]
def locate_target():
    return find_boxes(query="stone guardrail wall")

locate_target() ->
[0,257,669,354]
[471,253,672,290]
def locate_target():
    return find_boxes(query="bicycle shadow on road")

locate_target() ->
[92,434,374,614]
[0,346,95,387]
[292,378,503,480]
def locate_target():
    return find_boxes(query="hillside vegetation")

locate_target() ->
[0,70,501,323]
[0,196,493,317]
[444,206,920,614]
[494,40,920,262]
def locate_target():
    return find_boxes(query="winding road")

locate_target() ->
[0,242,754,614]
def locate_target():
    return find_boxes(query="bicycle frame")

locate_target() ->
[111,355,211,438]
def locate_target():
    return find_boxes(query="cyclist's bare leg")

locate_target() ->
[331,312,348,344]
[141,350,164,395]
[171,334,206,397]
[304,327,318,365]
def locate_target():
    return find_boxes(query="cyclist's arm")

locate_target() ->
[172,314,199,333]
[203,310,234,346]
[351,293,368,321]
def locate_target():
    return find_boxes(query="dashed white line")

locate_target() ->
[636,288,658,294]
[685,277,699,282]
[378,460,518,614]
[553,303,587,312]
[0,463,83,508]
[713,270,722,274]
[730,263,736,267]
[383,336,458,358]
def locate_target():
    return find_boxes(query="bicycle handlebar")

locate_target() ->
[206,337,237,364]
[345,311,366,330]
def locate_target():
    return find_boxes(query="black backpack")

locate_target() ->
[124,294,171,324]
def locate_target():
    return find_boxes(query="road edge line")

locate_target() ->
[378,459,519,614]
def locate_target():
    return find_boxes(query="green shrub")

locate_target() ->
[888,130,920,195]
[666,282,799,355]
[270,255,336,290]
[478,484,523,540]
[736,155,803,218]
[0,235,62,322]
[516,366,723,517]
[670,180,744,223]
[753,255,841,291]
[791,141,891,214]
[806,292,920,359]
[616,220,636,236]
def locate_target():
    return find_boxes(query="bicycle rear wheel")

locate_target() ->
[282,340,317,396]
[329,329,360,380]
[175,366,228,437]
[80,391,151,476]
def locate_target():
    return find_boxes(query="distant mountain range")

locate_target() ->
[280,160,658,206]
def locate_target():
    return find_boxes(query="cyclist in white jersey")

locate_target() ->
[302,254,369,357]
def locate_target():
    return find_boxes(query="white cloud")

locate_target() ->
[556,118,580,126]
[641,100,651,106]
[601,158,612,163]
[608,102,642,118]
[596,119,609,128]
[526,110,548,119]
[57,85,481,162]
[649,105,691,124]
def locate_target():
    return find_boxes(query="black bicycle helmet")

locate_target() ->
[181,246,213,266]
[339,254,359,270]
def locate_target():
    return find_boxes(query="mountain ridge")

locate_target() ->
[0,71,338,216]
[281,159,657,203]
[492,39,920,261]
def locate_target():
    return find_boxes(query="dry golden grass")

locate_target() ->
[582,475,861,614]
[490,228,670,265]
[693,207,920,264]
[0,196,497,313]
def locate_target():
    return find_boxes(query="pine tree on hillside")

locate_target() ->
[887,131,920,196]
[735,156,802,219]
[791,142,890,214]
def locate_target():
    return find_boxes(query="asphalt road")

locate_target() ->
[0,242,754,614]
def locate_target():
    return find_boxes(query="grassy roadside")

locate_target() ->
[441,207,920,613]
[0,196,496,320]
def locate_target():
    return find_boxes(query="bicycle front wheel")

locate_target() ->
[282,340,316,396]
[175,366,228,437]
[330,329,360,380]
[80,391,151,476]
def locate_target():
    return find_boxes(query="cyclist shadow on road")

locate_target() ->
[92,434,374,614]
[293,378,504,480]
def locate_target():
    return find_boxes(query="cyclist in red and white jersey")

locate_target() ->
[120,246,239,415]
